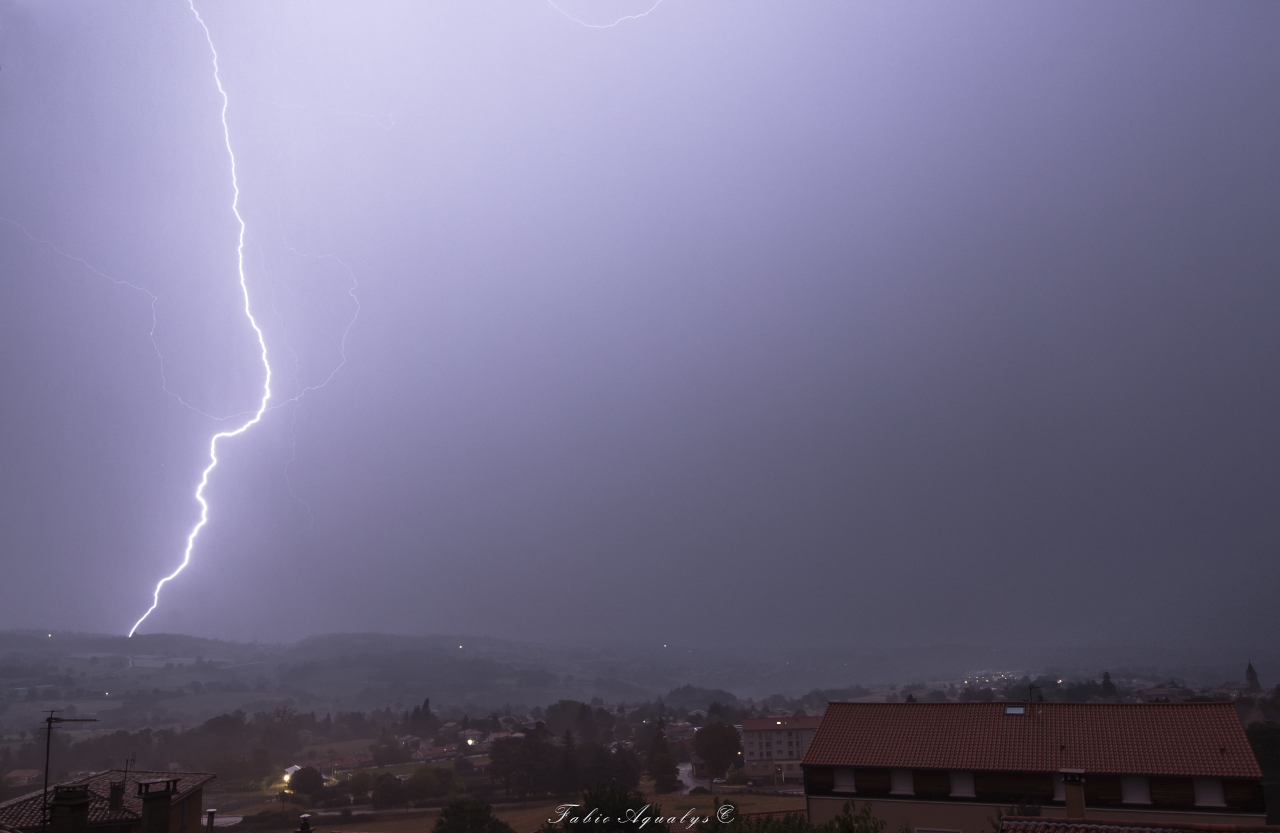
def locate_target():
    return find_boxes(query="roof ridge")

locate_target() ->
[822,702,1243,714]
[1001,818,1280,833]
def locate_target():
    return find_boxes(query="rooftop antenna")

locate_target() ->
[41,710,98,833]
[123,750,137,781]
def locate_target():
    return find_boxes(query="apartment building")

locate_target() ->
[742,715,822,784]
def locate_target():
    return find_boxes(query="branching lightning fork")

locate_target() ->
[545,0,667,29]
[128,0,272,637]
[0,217,248,422]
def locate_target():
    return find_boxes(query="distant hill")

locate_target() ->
[1,629,1274,729]
[663,684,738,709]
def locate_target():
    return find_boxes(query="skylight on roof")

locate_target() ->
[1005,705,1026,715]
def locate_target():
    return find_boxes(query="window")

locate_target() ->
[1005,705,1025,715]
[1121,776,1151,805]
[1052,774,1065,802]
[949,771,975,798]
[1194,778,1226,807]
[890,769,914,796]
[834,768,857,794]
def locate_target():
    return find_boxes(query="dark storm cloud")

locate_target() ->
[0,1,1277,652]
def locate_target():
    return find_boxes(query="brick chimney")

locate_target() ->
[50,785,91,833]
[138,779,179,833]
[108,781,125,814]
[1061,769,1086,819]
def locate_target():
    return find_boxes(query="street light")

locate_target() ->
[41,710,98,833]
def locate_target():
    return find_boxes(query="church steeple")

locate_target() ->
[1246,662,1261,693]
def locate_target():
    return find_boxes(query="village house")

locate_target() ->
[0,771,214,833]
[802,702,1268,831]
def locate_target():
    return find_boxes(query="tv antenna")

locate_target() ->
[41,710,98,833]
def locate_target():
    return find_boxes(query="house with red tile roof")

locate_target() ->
[0,770,214,833]
[802,702,1268,832]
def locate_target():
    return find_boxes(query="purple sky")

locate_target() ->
[1,1,1278,652]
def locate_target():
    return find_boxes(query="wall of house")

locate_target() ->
[169,789,204,833]
[806,767,1266,814]
[806,796,1268,832]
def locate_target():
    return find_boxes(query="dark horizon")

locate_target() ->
[2,629,1275,694]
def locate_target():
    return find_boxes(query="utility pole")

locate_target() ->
[41,710,98,833]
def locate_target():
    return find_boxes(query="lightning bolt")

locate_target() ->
[545,0,667,28]
[0,217,248,422]
[128,0,272,637]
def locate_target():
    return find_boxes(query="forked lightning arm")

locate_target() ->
[128,0,272,637]
[545,0,667,28]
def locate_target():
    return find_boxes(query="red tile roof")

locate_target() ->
[0,770,214,831]
[803,702,1262,778]
[1000,817,1280,833]
[742,717,823,731]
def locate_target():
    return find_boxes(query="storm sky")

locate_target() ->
[1,1,1278,652]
